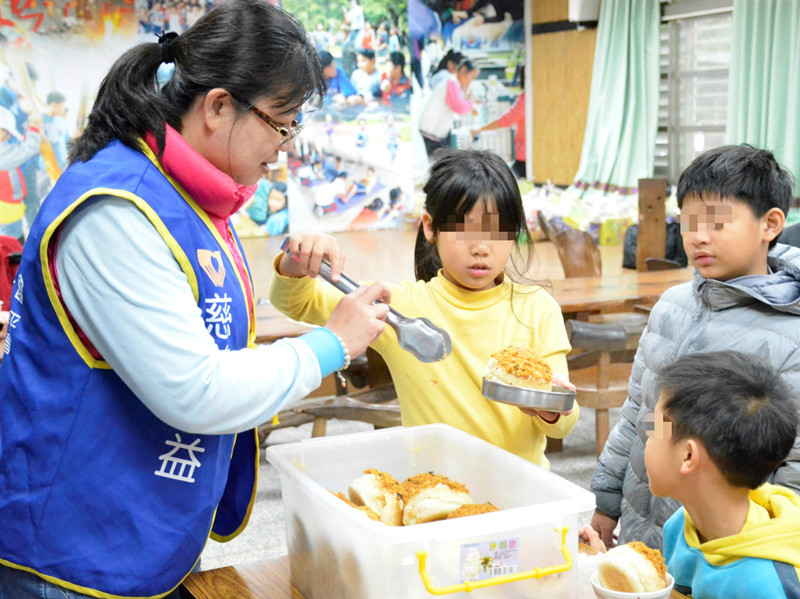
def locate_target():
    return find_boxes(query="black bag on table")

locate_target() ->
[622,222,688,269]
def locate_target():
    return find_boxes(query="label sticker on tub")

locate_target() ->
[459,539,519,581]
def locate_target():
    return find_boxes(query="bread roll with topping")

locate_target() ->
[484,346,553,391]
[399,473,472,525]
[597,542,668,592]
[347,469,403,526]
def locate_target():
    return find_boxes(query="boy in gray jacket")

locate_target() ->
[590,144,800,551]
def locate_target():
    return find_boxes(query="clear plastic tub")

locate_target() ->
[266,424,595,598]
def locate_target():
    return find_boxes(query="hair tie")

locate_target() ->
[156,31,179,64]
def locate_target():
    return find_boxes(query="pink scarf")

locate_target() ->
[144,124,256,323]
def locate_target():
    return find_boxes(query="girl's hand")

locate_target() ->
[278,232,345,281]
[579,525,608,553]
[520,373,575,422]
[552,372,576,391]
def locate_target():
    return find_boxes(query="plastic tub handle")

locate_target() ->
[416,527,572,595]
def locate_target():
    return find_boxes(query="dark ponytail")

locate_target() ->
[69,44,170,164]
[69,0,326,164]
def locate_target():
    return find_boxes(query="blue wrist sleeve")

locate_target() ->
[299,328,346,378]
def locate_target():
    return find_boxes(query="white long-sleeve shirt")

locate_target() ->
[55,196,335,434]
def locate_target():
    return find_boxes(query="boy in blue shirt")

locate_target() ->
[583,350,800,598]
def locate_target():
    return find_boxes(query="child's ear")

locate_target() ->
[422,211,436,243]
[679,439,701,476]
[762,207,786,243]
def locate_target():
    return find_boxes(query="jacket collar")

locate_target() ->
[693,243,800,314]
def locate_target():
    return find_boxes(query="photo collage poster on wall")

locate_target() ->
[0,0,526,240]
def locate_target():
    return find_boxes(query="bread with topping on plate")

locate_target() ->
[484,346,553,391]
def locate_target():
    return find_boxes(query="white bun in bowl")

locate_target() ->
[598,543,667,592]
[591,571,675,599]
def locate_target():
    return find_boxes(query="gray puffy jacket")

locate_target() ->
[591,244,800,550]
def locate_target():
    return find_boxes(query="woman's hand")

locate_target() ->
[278,232,345,281]
[279,233,391,358]
[325,283,391,358]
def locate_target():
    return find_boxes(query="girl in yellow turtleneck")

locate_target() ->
[270,148,579,468]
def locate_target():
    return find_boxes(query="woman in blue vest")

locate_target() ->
[0,1,390,597]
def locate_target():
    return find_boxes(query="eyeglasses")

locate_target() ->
[239,99,304,147]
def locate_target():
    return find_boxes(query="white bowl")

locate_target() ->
[591,571,675,599]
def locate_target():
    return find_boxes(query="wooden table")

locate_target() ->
[550,269,693,315]
[182,544,689,598]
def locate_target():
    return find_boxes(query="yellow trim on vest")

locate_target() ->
[208,428,260,543]
[0,557,185,599]
[40,189,199,370]
[137,141,256,346]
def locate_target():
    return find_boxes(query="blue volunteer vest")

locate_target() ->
[0,140,259,598]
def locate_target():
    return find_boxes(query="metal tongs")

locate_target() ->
[282,244,452,362]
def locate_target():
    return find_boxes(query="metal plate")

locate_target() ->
[482,378,575,412]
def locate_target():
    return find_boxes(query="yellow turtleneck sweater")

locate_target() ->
[269,259,579,468]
